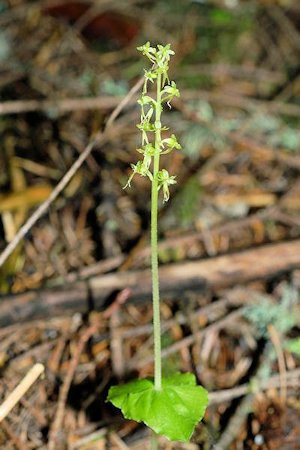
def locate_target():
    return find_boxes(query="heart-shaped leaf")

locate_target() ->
[107,373,208,442]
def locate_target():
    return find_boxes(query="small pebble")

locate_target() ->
[254,434,264,445]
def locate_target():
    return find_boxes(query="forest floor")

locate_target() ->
[0,0,300,449]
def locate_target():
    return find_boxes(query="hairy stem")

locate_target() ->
[151,71,162,391]
[151,431,158,450]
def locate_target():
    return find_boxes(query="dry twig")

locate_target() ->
[268,324,287,403]
[0,363,44,423]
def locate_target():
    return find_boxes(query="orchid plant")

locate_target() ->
[107,42,208,445]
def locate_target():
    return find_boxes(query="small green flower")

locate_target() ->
[144,69,157,82]
[137,143,156,169]
[137,119,156,144]
[137,120,156,132]
[135,160,153,178]
[137,42,156,62]
[162,81,180,107]
[124,160,153,189]
[137,95,156,107]
[156,44,175,65]
[163,81,179,96]
[157,169,177,202]
[161,134,182,154]
[137,143,156,157]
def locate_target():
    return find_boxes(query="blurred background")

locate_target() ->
[1,0,300,291]
[0,0,300,449]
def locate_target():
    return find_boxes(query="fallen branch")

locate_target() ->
[1,89,299,117]
[208,367,300,406]
[1,239,300,326]
[0,95,126,115]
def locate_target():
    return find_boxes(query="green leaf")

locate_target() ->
[284,338,300,356]
[210,9,234,25]
[107,373,208,442]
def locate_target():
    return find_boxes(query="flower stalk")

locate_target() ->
[152,70,162,390]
